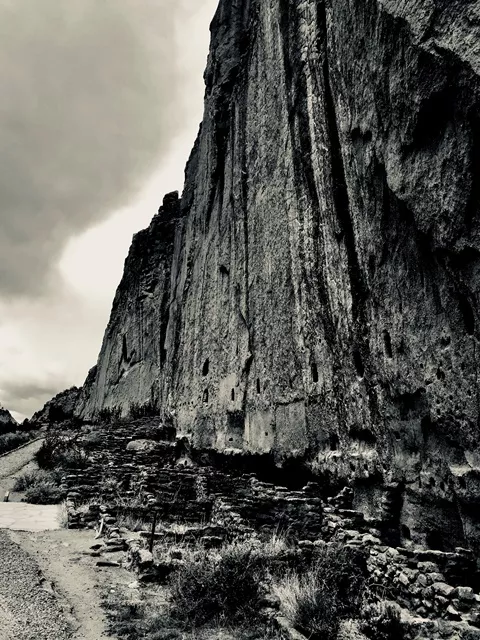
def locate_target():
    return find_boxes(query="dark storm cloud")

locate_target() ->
[0,378,61,417]
[0,380,59,404]
[0,0,190,295]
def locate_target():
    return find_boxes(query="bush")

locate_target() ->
[34,439,56,468]
[25,480,63,505]
[35,431,88,470]
[170,542,265,627]
[272,544,368,640]
[98,406,122,424]
[360,602,404,640]
[0,430,33,455]
[129,401,158,420]
[16,467,63,504]
[13,468,62,492]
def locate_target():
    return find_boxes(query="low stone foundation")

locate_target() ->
[58,420,480,637]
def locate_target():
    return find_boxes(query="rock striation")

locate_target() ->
[74,1,480,552]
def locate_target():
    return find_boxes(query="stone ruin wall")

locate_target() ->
[60,420,480,638]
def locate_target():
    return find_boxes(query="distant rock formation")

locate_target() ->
[69,1,480,552]
[31,386,81,424]
[0,407,17,433]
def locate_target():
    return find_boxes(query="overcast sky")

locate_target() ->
[0,0,218,421]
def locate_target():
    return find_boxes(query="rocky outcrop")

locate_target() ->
[78,1,480,552]
[31,386,81,424]
[0,407,17,433]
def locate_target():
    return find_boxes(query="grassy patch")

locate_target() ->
[105,597,278,640]
[14,468,64,505]
[117,513,151,533]
[170,542,265,627]
[272,544,368,640]
[103,537,289,640]
[103,532,404,640]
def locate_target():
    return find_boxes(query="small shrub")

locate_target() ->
[17,468,63,504]
[13,469,50,492]
[129,401,158,420]
[170,542,265,627]
[25,480,63,505]
[272,544,368,640]
[360,602,404,640]
[98,406,122,424]
[35,431,88,470]
[0,430,32,455]
[56,448,89,469]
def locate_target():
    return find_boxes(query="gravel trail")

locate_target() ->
[0,530,72,640]
[12,529,123,640]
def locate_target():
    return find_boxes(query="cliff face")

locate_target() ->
[79,0,480,551]
[76,192,183,418]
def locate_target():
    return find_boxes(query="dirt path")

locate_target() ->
[0,530,72,640]
[10,529,130,640]
[0,438,128,640]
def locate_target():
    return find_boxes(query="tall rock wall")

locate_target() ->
[79,0,480,551]
[76,192,183,418]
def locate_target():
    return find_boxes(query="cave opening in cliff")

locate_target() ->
[202,359,210,376]
[383,330,393,359]
[329,433,339,450]
[231,388,235,401]
[311,362,319,383]
[401,524,411,541]
[349,426,377,445]
[426,530,445,552]
[256,378,261,394]
[353,349,365,378]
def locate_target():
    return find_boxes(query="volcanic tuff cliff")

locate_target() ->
[75,0,480,551]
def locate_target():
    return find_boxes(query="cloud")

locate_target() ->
[0,0,194,295]
[0,381,60,405]
[0,0,218,417]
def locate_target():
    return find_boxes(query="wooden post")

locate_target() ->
[149,512,157,553]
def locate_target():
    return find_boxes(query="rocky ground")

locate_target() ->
[0,530,72,640]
